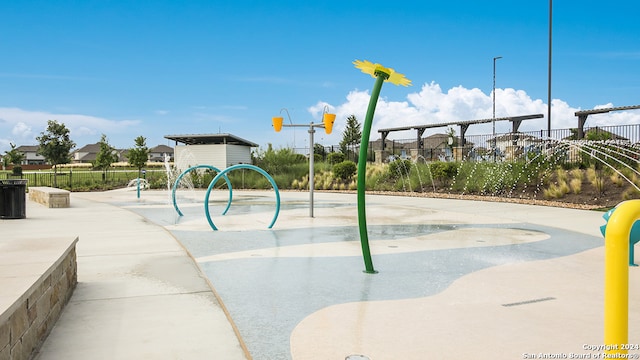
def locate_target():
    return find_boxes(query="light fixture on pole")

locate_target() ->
[492,56,502,160]
[272,106,336,218]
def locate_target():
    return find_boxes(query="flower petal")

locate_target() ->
[353,59,377,78]
[354,59,412,86]
[387,71,412,87]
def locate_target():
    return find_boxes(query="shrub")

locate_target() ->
[253,146,306,175]
[622,187,640,200]
[543,181,570,199]
[593,177,605,194]
[610,173,625,187]
[556,168,568,183]
[327,152,345,164]
[430,161,458,187]
[586,165,605,194]
[333,161,357,180]
[387,159,412,179]
[569,178,582,194]
[570,168,584,182]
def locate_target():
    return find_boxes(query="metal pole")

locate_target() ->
[547,0,553,137]
[492,56,502,161]
[308,123,315,218]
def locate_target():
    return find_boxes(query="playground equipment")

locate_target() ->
[203,164,281,231]
[272,106,336,218]
[600,199,640,356]
[172,165,232,217]
[353,59,411,274]
[171,164,280,231]
[127,178,149,199]
[601,205,640,266]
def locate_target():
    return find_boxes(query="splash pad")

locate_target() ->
[171,164,280,231]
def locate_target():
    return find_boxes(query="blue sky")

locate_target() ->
[1,0,639,154]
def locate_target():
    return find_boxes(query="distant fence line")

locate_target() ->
[3,124,639,189]
[0,169,167,191]
[298,123,640,163]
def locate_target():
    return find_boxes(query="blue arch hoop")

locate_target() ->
[204,164,281,231]
[172,165,233,217]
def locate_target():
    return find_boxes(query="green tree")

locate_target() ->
[332,160,357,180]
[339,115,362,154]
[36,120,76,187]
[127,136,149,178]
[3,143,25,166]
[3,143,26,175]
[313,143,326,159]
[93,134,119,182]
[327,152,345,165]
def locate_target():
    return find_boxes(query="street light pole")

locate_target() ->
[493,56,502,160]
[547,0,553,138]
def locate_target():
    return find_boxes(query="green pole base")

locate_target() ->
[363,270,379,274]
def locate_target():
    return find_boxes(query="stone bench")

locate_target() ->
[0,237,78,359]
[29,187,70,208]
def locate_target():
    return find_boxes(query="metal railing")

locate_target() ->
[314,123,640,163]
[0,169,167,191]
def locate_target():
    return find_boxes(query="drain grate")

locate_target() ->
[502,297,556,307]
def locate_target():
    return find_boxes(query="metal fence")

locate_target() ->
[311,123,640,163]
[0,169,167,191]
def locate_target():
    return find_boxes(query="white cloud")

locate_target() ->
[0,107,141,152]
[11,122,32,138]
[314,82,640,143]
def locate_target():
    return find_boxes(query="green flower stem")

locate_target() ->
[357,71,388,274]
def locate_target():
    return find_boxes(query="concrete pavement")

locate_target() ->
[2,190,247,360]
[3,188,640,359]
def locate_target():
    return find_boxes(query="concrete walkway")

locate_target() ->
[4,188,640,359]
[2,190,247,360]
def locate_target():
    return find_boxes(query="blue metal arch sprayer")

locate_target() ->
[172,165,232,217]
[204,164,281,231]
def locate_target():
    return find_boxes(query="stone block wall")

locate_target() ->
[28,188,70,208]
[0,246,77,360]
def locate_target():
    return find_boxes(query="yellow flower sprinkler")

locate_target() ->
[353,60,411,273]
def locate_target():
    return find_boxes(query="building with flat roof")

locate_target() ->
[164,133,258,171]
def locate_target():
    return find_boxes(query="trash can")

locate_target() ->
[0,179,28,219]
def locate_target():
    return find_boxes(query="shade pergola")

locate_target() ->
[574,105,640,139]
[378,114,544,149]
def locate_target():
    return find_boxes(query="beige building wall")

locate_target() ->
[174,144,252,171]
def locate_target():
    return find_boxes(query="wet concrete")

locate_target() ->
[113,189,619,360]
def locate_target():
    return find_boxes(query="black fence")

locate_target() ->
[309,123,640,163]
[0,169,167,191]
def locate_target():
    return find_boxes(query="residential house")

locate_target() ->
[73,143,125,164]
[148,145,174,162]
[72,143,101,163]
[16,145,46,165]
[486,132,543,160]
